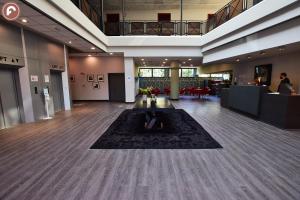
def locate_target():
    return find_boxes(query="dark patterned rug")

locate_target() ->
[90,109,222,149]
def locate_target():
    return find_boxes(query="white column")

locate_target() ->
[62,45,71,110]
[20,28,35,123]
[124,57,136,103]
[170,61,180,100]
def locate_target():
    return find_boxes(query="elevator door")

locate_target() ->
[0,68,20,129]
[50,71,64,112]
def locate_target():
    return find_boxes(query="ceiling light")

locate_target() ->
[141,58,144,61]
[188,58,192,61]
[163,61,166,64]
[165,58,168,61]
[279,46,285,51]
[236,58,240,62]
[109,52,114,55]
[91,47,95,50]
[190,64,193,67]
[182,61,186,64]
[88,54,92,57]
[21,18,28,23]
[68,41,72,44]
[247,56,251,59]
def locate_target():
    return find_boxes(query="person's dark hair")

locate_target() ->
[280,72,287,77]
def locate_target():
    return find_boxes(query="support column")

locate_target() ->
[170,61,180,100]
[124,57,136,103]
[20,28,35,123]
[62,45,71,110]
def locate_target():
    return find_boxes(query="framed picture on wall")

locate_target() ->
[97,74,104,82]
[70,75,75,82]
[93,82,100,89]
[87,74,94,82]
[254,64,272,86]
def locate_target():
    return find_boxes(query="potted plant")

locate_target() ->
[139,88,149,102]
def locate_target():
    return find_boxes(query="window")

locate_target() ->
[199,74,211,78]
[139,69,152,77]
[153,69,165,77]
[181,68,194,77]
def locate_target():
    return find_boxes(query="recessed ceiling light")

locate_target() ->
[109,52,114,55]
[88,54,92,57]
[279,46,285,51]
[141,58,144,61]
[182,61,186,64]
[68,41,72,44]
[165,58,168,61]
[190,64,193,67]
[163,61,166,64]
[247,56,251,59]
[91,47,95,50]
[21,18,28,23]
[188,58,192,61]
[236,58,240,62]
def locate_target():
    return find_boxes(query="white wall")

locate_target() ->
[69,56,124,100]
[104,3,229,21]
[124,57,136,102]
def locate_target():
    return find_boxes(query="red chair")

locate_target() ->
[179,88,186,95]
[187,87,196,96]
[164,87,170,95]
[151,88,160,95]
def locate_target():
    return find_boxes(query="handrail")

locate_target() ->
[71,0,263,36]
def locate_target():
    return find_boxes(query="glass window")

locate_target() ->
[139,68,152,77]
[199,74,211,78]
[211,74,223,78]
[223,74,230,80]
[181,68,194,77]
[153,69,165,77]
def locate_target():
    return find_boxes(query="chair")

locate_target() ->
[164,87,170,95]
[151,88,160,95]
[179,88,186,95]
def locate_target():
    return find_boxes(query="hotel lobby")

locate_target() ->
[0,0,300,199]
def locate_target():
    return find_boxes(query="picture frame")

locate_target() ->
[87,74,94,82]
[70,75,75,82]
[92,82,100,89]
[97,74,104,82]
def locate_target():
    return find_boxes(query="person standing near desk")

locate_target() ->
[277,72,295,94]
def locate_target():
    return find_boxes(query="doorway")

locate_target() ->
[106,13,120,36]
[0,67,21,129]
[50,70,64,112]
[108,73,125,102]
[158,13,171,22]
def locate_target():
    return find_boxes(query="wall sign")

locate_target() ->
[44,75,49,83]
[0,55,24,66]
[50,64,64,70]
[30,75,39,82]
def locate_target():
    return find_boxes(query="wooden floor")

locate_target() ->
[0,97,299,200]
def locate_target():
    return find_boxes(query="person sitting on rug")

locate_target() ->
[144,110,163,130]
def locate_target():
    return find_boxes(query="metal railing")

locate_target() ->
[105,20,207,36]
[71,0,263,36]
[71,0,102,30]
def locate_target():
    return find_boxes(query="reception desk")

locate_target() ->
[260,93,300,129]
[227,85,268,117]
[221,86,300,129]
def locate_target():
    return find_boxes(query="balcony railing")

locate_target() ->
[71,0,102,30]
[71,0,263,36]
[105,21,207,36]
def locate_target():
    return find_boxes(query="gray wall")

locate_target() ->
[0,19,67,122]
[24,30,65,120]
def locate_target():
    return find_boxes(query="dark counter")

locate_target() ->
[227,85,268,117]
[260,93,300,129]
